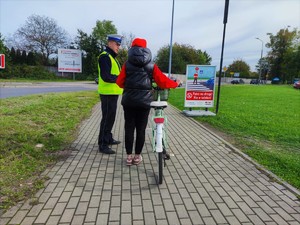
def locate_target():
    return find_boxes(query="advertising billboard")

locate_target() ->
[58,49,82,73]
[184,65,216,108]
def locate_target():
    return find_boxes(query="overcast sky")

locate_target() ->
[0,0,299,71]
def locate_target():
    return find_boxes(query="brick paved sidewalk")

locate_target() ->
[1,102,299,225]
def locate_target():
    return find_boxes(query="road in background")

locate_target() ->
[0,81,97,99]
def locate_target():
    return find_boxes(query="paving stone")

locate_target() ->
[120,213,132,225]
[166,211,180,225]
[51,202,67,216]
[71,215,85,225]
[75,202,89,215]
[60,208,75,223]
[45,215,60,225]
[96,213,108,225]
[210,209,227,224]
[58,192,72,203]
[231,208,250,223]
[27,204,44,217]
[202,216,217,225]
[217,202,233,217]
[66,196,80,209]
[9,210,28,224]
[108,207,120,222]
[132,206,143,220]
[85,208,98,223]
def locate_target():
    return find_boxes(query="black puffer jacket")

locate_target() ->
[121,46,154,109]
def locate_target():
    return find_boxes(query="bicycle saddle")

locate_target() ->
[150,101,168,108]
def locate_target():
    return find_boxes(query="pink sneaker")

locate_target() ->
[126,155,133,166]
[133,155,143,165]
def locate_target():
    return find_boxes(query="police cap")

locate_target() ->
[107,34,123,44]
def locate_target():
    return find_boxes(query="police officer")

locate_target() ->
[97,34,123,154]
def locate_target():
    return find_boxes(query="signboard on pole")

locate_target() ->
[234,72,240,77]
[183,65,216,116]
[0,54,5,69]
[58,49,82,73]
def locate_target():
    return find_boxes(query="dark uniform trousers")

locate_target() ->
[98,94,119,149]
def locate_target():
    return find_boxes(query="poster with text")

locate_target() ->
[58,49,82,73]
[184,65,216,108]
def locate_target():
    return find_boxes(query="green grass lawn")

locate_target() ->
[168,85,300,190]
[0,91,99,210]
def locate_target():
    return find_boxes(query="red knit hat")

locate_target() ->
[131,38,147,48]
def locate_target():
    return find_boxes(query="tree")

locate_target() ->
[15,49,22,64]
[92,20,118,52]
[0,33,8,54]
[21,50,27,64]
[14,14,69,65]
[76,20,131,78]
[27,51,36,65]
[116,32,135,66]
[284,45,300,81]
[0,34,9,74]
[227,59,251,78]
[10,47,16,63]
[75,30,99,78]
[266,27,299,82]
[155,43,211,74]
[121,32,135,51]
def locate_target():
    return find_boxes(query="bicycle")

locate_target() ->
[150,87,171,184]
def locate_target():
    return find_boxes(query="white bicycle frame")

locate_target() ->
[153,118,164,153]
[150,89,169,185]
[150,102,168,153]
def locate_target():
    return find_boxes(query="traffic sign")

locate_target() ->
[0,54,5,69]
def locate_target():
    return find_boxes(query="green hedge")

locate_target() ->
[0,64,57,80]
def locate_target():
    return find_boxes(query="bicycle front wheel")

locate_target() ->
[158,152,163,184]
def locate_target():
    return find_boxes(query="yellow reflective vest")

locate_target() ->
[97,51,123,95]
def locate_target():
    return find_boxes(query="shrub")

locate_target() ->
[0,64,57,79]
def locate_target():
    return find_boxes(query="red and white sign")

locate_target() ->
[186,91,214,101]
[184,65,216,108]
[58,49,82,73]
[0,54,5,69]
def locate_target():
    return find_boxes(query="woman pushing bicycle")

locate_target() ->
[116,38,181,166]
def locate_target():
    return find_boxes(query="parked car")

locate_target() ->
[231,78,244,84]
[293,80,300,89]
[250,79,259,84]
[271,77,280,84]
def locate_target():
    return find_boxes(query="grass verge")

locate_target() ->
[0,91,99,210]
[168,85,300,190]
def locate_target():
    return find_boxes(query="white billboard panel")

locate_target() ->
[58,49,82,73]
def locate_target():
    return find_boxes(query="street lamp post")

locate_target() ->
[256,37,264,83]
[168,0,175,78]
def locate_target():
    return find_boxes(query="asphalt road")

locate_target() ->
[0,81,98,99]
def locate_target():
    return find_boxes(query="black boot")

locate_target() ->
[99,146,115,154]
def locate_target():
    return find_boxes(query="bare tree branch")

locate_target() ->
[14,14,70,65]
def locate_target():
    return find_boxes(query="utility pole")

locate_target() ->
[168,0,175,78]
[216,0,230,114]
[255,37,263,83]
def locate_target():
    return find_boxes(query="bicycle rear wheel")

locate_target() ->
[158,152,163,184]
